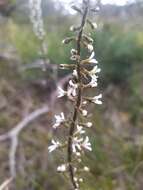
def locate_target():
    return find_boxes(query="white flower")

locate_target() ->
[70,49,77,61]
[91,94,102,104]
[62,39,66,44]
[83,166,90,172]
[92,22,98,29]
[74,167,77,172]
[89,65,101,75]
[53,112,65,129]
[87,44,93,52]
[79,178,83,182]
[57,164,66,172]
[48,140,61,152]
[73,69,78,77]
[76,152,81,157]
[57,86,66,98]
[67,80,78,97]
[82,136,92,151]
[96,6,100,11]
[75,182,80,190]
[72,137,83,153]
[81,109,88,116]
[76,125,85,134]
[69,80,78,88]
[89,75,98,87]
[74,177,78,182]
[86,122,93,128]
[89,51,94,59]
[82,100,87,105]
[70,25,74,31]
[89,51,98,64]
[71,56,77,60]
[71,48,77,55]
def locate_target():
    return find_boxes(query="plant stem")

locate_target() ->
[67,1,89,189]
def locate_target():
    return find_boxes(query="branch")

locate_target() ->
[0,178,13,190]
[0,106,49,178]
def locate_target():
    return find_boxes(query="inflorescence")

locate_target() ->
[48,0,102,189]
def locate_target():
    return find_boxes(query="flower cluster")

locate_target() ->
[48,1,102,189]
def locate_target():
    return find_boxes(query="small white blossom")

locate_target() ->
[67,87,76,97]
[89,75,98,87]
[70,25,74,31]
[71,48,77,55]
[89,65,101,75]
[74,177,78,182]
[72,137,83,153]
[57,86,66,98]
[69,80,78,88]
[86,122,93,128]
[82,136,92,151]
[57,164,66,172]
[89,51,98,64]
[81,109,88,116]
[96,6,100,11]
[87,44,93,52]
[71,55,77,61]
[53,112,65,129]
[79,178,83,182]
[82,100,87,105]
[48,140,61,152]
[91,94,102,104]
[74,167,77,172]
[71,49,78,60]
[62,39,66,44]
[92,22,98,29]
[76,152,81,157]
[68,80,78,97]
[83,166,90,172]
[73,69,78,77]
[76,125,85,134]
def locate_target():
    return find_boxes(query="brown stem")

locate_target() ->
[67,1,89,189]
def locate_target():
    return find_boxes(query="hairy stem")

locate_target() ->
[67,1,89,189]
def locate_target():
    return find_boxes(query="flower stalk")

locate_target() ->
[67,1,89,189]
[48,0,102,189]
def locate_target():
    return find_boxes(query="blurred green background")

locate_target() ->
[0,0,143,189]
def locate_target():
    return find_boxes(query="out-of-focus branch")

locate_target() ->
[0,178,13,190]
[0,70,72,178]
[0,106,49,178]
